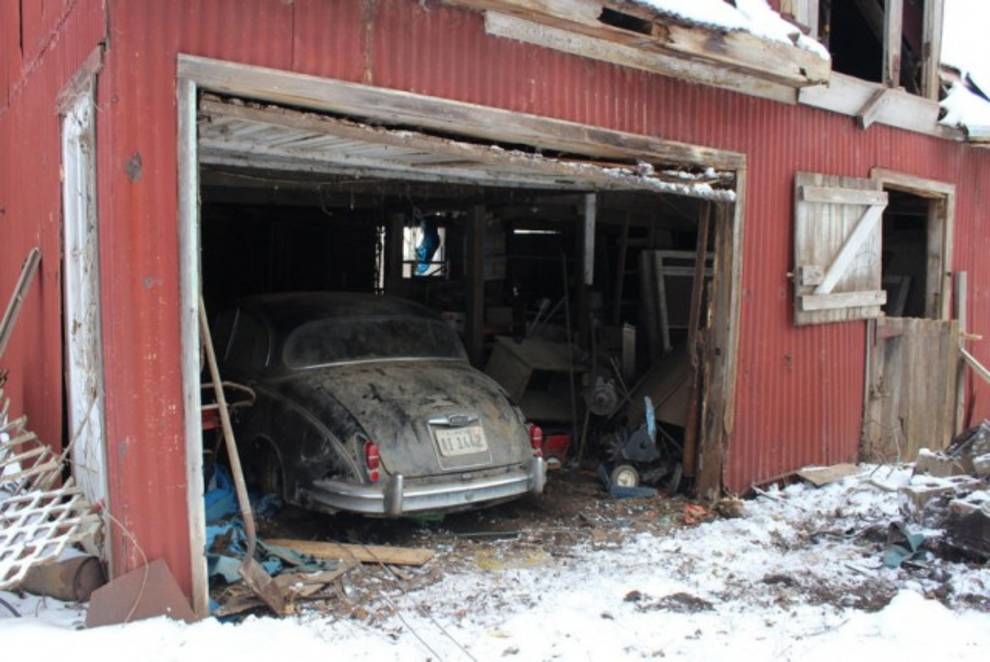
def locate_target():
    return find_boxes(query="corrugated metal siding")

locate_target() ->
[0,0,105,454]
[8,0,990,598]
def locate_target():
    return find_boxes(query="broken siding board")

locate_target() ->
[793,173,885,325]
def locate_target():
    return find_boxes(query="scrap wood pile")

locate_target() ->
[204,465,435,618]
[896,422,990,562]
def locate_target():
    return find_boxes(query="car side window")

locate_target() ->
[225,309,270,370]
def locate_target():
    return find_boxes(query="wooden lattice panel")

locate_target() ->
[0,388,102,590]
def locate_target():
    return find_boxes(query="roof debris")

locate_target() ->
[624,0,829,59]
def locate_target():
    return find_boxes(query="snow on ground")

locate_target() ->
[2,466,988,661]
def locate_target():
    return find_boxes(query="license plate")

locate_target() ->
[434,425,488,457]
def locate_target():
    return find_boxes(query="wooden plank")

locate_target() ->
[800,290,887,311]
[181,55,746,170]
[653,252,671,354]
[611,212,630,324]
[198,99,737,201]
[266,539,435,566]
[583,193,596,286]
[800,186,888,206]
[0,248,41,360]
[870,168,955,197]
[796,463,861,487]
[921,0,945,100]
[799,72,965,141]
[681,202,711,478]
[451,0,829,86]
[484,12,797,105]
[956,271,969,434]
[466,205,486,366]
[883,0,903,88]
[814,204,886,295]
[856,87,892,130]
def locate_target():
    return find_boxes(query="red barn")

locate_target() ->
[3,0,989,614]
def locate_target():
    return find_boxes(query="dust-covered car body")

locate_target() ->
[213,292,545,517]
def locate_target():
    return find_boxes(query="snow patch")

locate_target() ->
[626,0,829,59]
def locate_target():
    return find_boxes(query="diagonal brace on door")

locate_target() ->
[815,203,886,295]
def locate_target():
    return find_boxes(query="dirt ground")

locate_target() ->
[211,467,988,622]
[212,468,698,618]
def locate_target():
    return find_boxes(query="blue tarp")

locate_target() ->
[204,465,329,584]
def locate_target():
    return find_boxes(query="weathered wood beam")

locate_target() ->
[181,56,745,170]
[921,0,945,100]
[484,12,797,104]
[199,98,737,201]
[448,0,829,86]
[883,0,903,87]
[466,205,486,366]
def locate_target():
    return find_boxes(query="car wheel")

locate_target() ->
[610,463,640,488]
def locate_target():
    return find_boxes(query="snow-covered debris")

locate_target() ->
[941,81,990,135]
[625,0,829,59]
[2,465,988,660]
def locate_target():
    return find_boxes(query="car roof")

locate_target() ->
[234,292,443,330]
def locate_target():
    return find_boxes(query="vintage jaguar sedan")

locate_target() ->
[212,292,546,517]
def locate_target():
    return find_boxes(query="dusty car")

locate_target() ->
[212,292,546,517]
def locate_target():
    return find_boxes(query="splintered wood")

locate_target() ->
[0,388,102,591]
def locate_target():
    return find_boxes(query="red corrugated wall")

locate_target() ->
[5,0,990,599]
[0,1,105,453]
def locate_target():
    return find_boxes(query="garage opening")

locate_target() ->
[178,66,742,615]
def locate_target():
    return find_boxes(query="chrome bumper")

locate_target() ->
[303,457,546,516]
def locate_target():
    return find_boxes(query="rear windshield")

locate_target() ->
[284,317,466,368]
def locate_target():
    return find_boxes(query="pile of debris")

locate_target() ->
[900,422,990,561]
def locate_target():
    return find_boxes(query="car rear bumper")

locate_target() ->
[302,456,547,516]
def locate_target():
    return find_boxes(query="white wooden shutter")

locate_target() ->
[793,172,888,326]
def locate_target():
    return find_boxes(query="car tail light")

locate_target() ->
[364,440,381,483]
[528,424,544,457]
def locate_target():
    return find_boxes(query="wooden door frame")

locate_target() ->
[862,167,957,461]
[177,55,746,613]
[869,167,955,321]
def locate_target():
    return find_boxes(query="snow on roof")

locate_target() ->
[624,0,829,59]
[939,0,990,135]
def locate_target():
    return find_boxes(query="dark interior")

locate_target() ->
[881,189,930,318]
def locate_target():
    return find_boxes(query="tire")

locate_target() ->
[610,463,640,488]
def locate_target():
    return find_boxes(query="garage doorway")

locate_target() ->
[177,56,745,615]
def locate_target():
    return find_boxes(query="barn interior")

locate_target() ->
[192,94,736,596]
[881,189,931,319]
[200,168,715,492]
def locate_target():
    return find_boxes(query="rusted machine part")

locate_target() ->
[199,297,288,616]
[20,556,106,602]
